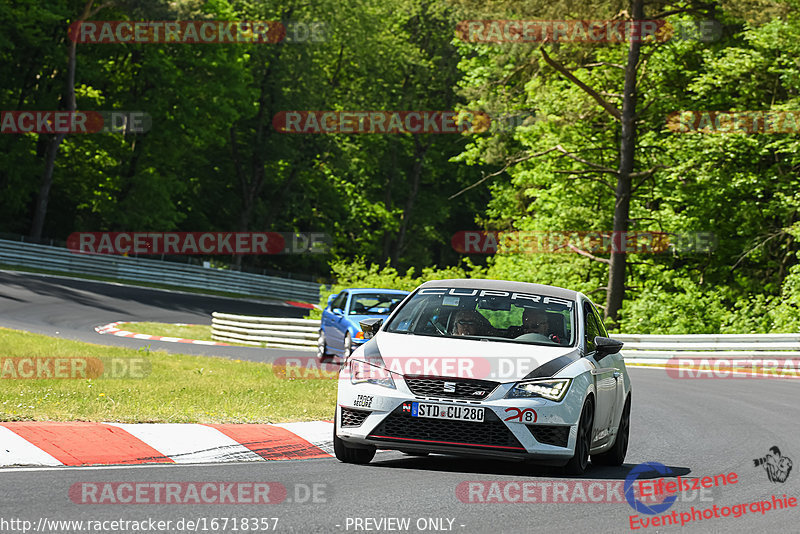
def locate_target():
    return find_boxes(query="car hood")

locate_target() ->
[368,332,580,381]
[343,314,391,332]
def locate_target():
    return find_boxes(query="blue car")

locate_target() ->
[317,288,410,360]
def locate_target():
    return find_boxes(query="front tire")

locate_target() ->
[317,330,329,362]
[592,395,630,466]
[564,398,594,475]
[333,411,376,464]
[342,334,353,359]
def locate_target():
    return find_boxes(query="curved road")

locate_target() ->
[0,270,310,362]
[0,270,798,533]
[2,370,798,533]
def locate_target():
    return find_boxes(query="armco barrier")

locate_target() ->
[211,313,318,350]
[614,333,800,366]
[208,316,800,359]
[0,238,324,303]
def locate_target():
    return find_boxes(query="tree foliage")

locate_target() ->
[1,0,798,332]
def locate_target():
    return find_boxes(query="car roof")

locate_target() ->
[344,288,411,294]
[417,278,579,301]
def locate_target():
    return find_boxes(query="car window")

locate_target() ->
[348,293,407,315]
[584,302,601,353]
[331,292,347,310]
[384,287,576,347]
[591,303,609,337]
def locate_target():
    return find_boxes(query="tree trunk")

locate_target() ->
[30,134,65,239]
[382,144,398,260]
[392,138,428,266]
[604,0,643,323]
[30,0,99,239]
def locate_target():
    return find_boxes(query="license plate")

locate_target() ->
[411,402,484,422]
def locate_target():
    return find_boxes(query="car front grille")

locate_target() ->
[368,406,524,451]
[341,408,370,427]
[404,376,498,400]
[526,424,570,448]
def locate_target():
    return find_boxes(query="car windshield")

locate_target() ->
[348,293,406,316]
[384,287,576,346]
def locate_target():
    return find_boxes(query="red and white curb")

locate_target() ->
[285,301,317,310]
[94,322,230,346]
[0,421,334,467]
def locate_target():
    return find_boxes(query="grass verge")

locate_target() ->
[0,327,335,423]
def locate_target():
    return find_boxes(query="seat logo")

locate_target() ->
[443,382,457,393]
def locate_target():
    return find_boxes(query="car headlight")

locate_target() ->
[349,356,396,389]
[506,378,571,401]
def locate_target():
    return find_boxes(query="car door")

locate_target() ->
[321,293,337,335]
[324,291,348,352]
[320,294,335,349]
[583,301,618,446]
[591,302,625,424]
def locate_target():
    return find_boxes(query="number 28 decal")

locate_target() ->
[504,407,537,423]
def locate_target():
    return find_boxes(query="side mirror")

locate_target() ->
[359,318,384,339]
[332,308,344,316]
[594,336,623,358]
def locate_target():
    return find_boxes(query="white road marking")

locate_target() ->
[0,426,62,467]
[106,423,265,463]
[273,421,334,455]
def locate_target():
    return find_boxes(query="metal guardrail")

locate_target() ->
[209,317,800,361]
[0,238,324,303]
[614,334,800,365]
[211,313,318,350]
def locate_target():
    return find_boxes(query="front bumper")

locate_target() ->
[336,375,583,462]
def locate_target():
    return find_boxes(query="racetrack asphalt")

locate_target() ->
[0,270,798,533]
[0,270,311,362]
[2,368,798,533]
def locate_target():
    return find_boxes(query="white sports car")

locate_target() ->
[333,279,631,474]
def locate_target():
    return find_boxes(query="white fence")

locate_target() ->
[615,334,800,368]
[211,313,318,350]
[0,238,324,303]
[211,316,800,364]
